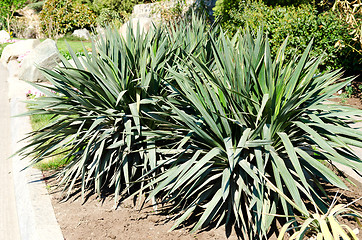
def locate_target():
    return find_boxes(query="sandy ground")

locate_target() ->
[45,174,240,240]
[43,167,362,240]
[330,96,362,109]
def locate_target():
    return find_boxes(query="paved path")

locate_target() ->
[0,64,21,239]
[0,63,63,240]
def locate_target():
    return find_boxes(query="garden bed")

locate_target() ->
[329,97,362,110]
[43,168,362,240]
[22,19,362,239]
[340,97,362,109]
[36,93,362,239]
[43,171,240,240]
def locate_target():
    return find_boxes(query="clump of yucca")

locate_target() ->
[18,16,362,239]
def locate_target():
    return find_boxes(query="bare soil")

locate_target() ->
[331,80,362,109]
[43,168,362,240]
[44,172,240,240]
[330,96,362,109]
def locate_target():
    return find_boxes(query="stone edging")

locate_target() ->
[8,75,63,240]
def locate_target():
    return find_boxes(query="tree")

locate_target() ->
[0,0,27,33]
[40,0,96,39]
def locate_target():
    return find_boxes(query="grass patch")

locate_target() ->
[56,39,92,53]
[38,37,92,53]
[56,39,92,60]
[29,112,54,131]
[28,104,68,171]
[0,38,91,59]
[35,158,68,171]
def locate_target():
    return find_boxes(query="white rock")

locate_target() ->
[0,30,10,43]
[18,39,60,82]
[96,26,105,38]
[7,60,20,78]
[120,17,154,39]
[0,39,40,66]
[72,29,90,40]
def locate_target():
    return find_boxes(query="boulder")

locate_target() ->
[7,60,21,78]
[0,30,10,43]
[0,39,40,66]
[132,3,158,18]
[19,39,61,82]
[120,17,154,39]
[96,26,105,38]
[72,29,90,40]
[130,0,198,22]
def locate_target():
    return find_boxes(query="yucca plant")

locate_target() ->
[19,24,176,201]
[278,193,362,239]
[142,30,362,238]
[166,14,216,65]
[17,14,362,239]
[18,16,216,203]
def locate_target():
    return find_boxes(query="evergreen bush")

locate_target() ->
[92,0,140,25]
[213,0,361,75]
[40,0,96,38]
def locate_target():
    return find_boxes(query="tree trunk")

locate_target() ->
[6,16,10,34]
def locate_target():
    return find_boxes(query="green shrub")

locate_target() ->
[40,0,96,39]
[96,8,121,27]
[262,0,311,6]
[18,14,216,203]
[278,199,362,239]
[0,0,27,33]
[93,0,139,24]
[329,0,362,60]
[27,1,44,13]
[214,1,361,75]
[19,23,182,201]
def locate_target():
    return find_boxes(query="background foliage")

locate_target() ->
[213,0,362,76]
[0,0,27,33]
[39,0,96,38]
[91,0,141,26]
[27,0,45,13]
[328,0,362,55]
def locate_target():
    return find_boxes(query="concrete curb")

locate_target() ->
[0,64,21,240]
[8,75,63,240]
